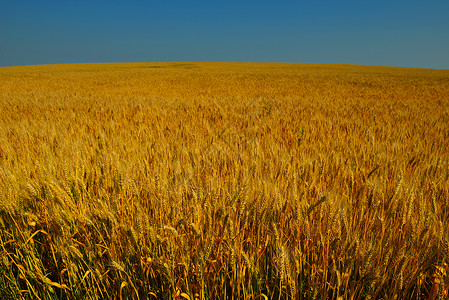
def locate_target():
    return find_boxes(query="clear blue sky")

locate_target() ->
[1,0,448,68]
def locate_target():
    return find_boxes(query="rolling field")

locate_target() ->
[0,62,448,299]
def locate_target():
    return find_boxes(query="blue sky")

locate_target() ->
[1,0,448,68]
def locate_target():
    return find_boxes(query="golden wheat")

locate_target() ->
[0,62,448,299]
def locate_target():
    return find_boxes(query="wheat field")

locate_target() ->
[0,62,448,299]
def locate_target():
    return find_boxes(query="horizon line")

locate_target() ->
[1,61,448,71]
